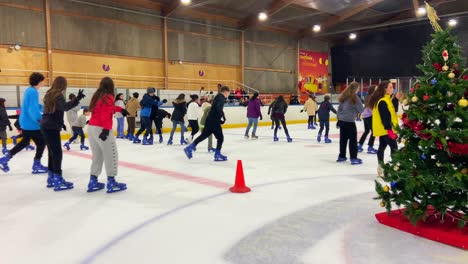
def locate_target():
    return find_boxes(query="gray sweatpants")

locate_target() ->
[88,125,118,177]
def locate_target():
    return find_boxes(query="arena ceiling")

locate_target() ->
[93,0,468,40]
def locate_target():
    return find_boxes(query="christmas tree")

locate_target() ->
[375,3,467,228]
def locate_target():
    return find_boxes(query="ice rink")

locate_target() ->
[0,122,466,264]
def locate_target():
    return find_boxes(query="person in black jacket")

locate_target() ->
[0,98,13,155]
[167,94,187,145]
[317,95,337,143]
[184,86,230,161]
[150,94,167,139]
[154,108,171,143]
[269,96,292,142]
[41,77,86,191]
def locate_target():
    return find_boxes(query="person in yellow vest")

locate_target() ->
[368,81,398,177]
[301,94,318,129]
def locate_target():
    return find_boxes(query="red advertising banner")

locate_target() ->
[298,50,329,102]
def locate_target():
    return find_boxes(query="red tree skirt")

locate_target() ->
[375,209,467,250]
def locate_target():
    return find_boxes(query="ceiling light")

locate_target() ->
[448,19,457,27]
[258,12,268,21]
[181,0,191,5]
[349,33,357,40]
[313,25,321,32]
[417,7,426,16]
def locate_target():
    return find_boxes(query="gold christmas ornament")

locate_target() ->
[383,185,390,192]
[380,201,386,207]
[442,65,449,71]
[393,165,400,171]
[402,99,409,105]
[411,96,419,103]
[458,97,468,107]
[448,72,455,79]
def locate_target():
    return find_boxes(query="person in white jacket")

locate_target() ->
[186,94,200,143]
[114,93,126,138]
[301,94,318,129]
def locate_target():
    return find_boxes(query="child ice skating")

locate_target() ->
[336,82,364,165]
[301,94,318,129]
[125,92,140,140]
[153,108,171,143]
[0,73,48,173]
[316,95,337,143]
[63,108,91,151]
[244,92,262,139]
[168,94,187,145]
[65,93,81,142]
[8,110,35,150]
[358,85,377,154]
[0,98,13,155]
[114,93,126,139]
[88,77,128,193]
[186,94,200,143]
[368,81,399,177]
[41,77,86,191]
[269,96,292,142]
[184,86,230,161]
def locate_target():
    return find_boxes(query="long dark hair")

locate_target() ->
[173,93,185,104]
[364,85,377,106]
[276,95,285,104]
[0,98,5,108]
[367,81,390,108]
[44,76,67,113]
[89,77,115,112]
[115,93,123,102]
[338,81,360,104]
[252,92,259,100]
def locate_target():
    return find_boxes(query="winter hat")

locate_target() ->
[147,87,156,94]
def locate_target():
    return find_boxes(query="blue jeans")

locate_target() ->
[169,121,185,139]
[245,117,258,135]
[116,117,125,137]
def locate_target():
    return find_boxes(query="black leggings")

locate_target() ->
[339,121,358,159]
[9,130,45,160]
[377,135,398,162]
[193,121,224,150]
[189,120,199,137]
[274,118,289,136]
[135,117,152,138]
[69,127,85,144]
[42,129,63,175]
[308,116,314,126]
[318,120,330,137]
[359,117,375,147]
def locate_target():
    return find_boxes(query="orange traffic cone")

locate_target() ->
[229,160,251,193]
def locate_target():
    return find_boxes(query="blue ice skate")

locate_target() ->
[53,174,74,191]
[46,171,55,188]
[0,153,11,172]
[133,137,141,144]
[336,156,347,162]
[350,158,363,165]
[180,139,188,145]
[184,144,196,159]
[324,137,332,144]
[287,136,293,142]
[32,159,48,174]
[87,176,105,192]
[63,142,71,151]
[317,134,321,143]
[26,145,35,151]
[367,146,377,154]
[2,147,9,155]
[167,137,173,145]
[357,144,363,153]
[214,150,227,162]
[80,144,89,151]
[106,177,127,193]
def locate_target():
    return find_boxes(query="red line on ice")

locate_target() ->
[65,151,231,189]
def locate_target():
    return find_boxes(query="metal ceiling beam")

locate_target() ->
[161,0,182,17]
[378,0,451,24]
[238,0,298,30]
[296,0,383,39]
[111,0,161,11]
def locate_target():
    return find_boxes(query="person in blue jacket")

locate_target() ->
[316,95,337,143]
[133,87,165,145]
[0,72,48,173]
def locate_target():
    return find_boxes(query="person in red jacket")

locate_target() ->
[87,77,128,193]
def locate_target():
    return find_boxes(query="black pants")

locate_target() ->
[308,116,314,126]
[359,116,375,147]
[313,113,317,123]
[135,116,152,138]
[127,117,136,135]
[69,127,85,144]
[42,129,62,175]
[9,130,45,160]
[274,118,289,136]
[193,121,223,150]
[318,120,330,137]
[339,121,358,159]
[152,118,163,135]
[189,120,199,137]
[378,135,398,162]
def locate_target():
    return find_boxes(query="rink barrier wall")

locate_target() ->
[3,105,338,143]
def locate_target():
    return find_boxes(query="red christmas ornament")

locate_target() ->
[453,63,459,69]
[423,94,430,101]
[433,63,442,72]
[463,75,468,80]
[442,50,449,61]
[410,88,415,93]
